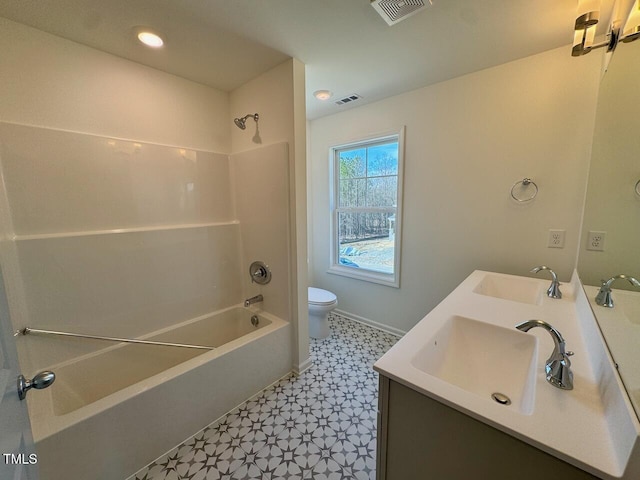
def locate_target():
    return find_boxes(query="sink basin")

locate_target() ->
[473,274,543,305]
[616,290,640,325]
[592,289,640,326]
[411,315,538,414]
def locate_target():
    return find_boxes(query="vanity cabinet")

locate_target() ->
[376,376,599,480]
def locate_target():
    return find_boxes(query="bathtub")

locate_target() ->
[26,306,291,480]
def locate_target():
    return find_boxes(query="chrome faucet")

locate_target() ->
[516,320,574,390]
[530,265,562,299]
[244,294,263,308]
[595,275,640,308]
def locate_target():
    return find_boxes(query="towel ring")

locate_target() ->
[510,178,538,202]
[635,179,640,197]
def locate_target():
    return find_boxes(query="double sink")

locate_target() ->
[410,273,545,415]
[374,270,637,479]
[473,273,544,305]
[411,314,538,415]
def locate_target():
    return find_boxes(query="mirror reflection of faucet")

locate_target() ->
[516,319,574,390]
[595,275,640,308]
[530,265,562,299]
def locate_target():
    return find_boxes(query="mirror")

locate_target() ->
[577,37,640,416]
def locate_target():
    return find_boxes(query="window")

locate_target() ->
[329,128,404,287]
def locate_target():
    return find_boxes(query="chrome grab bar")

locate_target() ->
[19,327,215,351]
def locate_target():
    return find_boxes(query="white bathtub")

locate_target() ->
[26,306,292,480]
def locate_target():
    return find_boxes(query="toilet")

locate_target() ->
[308,287,338,339]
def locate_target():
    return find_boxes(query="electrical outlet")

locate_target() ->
[547,229,566,248]
[587,231,606,251]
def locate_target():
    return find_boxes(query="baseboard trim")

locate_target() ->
[293,357,313,375]
[333,309,406,337]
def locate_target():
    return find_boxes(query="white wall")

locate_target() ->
[309,45,602,333]
[230,59,309,372]
[0,18,230,152]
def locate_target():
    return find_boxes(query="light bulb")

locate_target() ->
[314,90,333,101]
[137,31,164,48]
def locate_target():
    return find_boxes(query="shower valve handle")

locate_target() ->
[249,261,271,285]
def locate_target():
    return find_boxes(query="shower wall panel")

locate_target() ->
[16,225,241,370]
[0,123,241,372]
[0,123,233,235]
[231,143,291,323]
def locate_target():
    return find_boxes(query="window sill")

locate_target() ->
[327,264,399,288]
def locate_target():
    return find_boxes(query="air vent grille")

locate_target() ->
[335,94,362,106]
[371,0,431,26]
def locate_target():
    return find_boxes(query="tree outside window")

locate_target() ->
[329,130,404,287]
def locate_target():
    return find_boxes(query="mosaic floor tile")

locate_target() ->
[130,314,399,480]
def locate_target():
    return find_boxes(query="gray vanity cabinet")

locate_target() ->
[376,376,599,480]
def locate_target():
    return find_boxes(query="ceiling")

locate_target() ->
[0,0,615,119]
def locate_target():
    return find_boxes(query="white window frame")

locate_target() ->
[328,127,405,288]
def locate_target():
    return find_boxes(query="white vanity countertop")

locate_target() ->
[374,270,640,479]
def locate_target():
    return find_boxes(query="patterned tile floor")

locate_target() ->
[130,314,399,480]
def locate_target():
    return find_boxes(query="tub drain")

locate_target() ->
[491,392,511,405]
[251,315,260,327]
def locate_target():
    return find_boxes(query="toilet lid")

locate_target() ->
[308,287,337,306]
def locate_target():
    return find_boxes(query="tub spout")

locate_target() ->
[244,294,263,308]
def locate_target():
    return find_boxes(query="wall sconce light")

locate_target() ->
[572,0,640,56]
[572,24,598,55]
[575,0,601,28]
[622,2,640,42]
[572,0,602,56]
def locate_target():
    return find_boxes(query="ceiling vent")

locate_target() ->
[335,94,362,106]
[370,0,432,26]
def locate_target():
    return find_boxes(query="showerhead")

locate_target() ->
[233,113,259,130]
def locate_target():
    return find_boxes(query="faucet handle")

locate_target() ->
[596,286,614,308]
[546,357,574,390]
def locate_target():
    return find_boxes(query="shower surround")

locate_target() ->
[0,122,293,479]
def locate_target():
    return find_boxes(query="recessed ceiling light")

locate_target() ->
[136,29,164,48]
[314,90,333,101]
